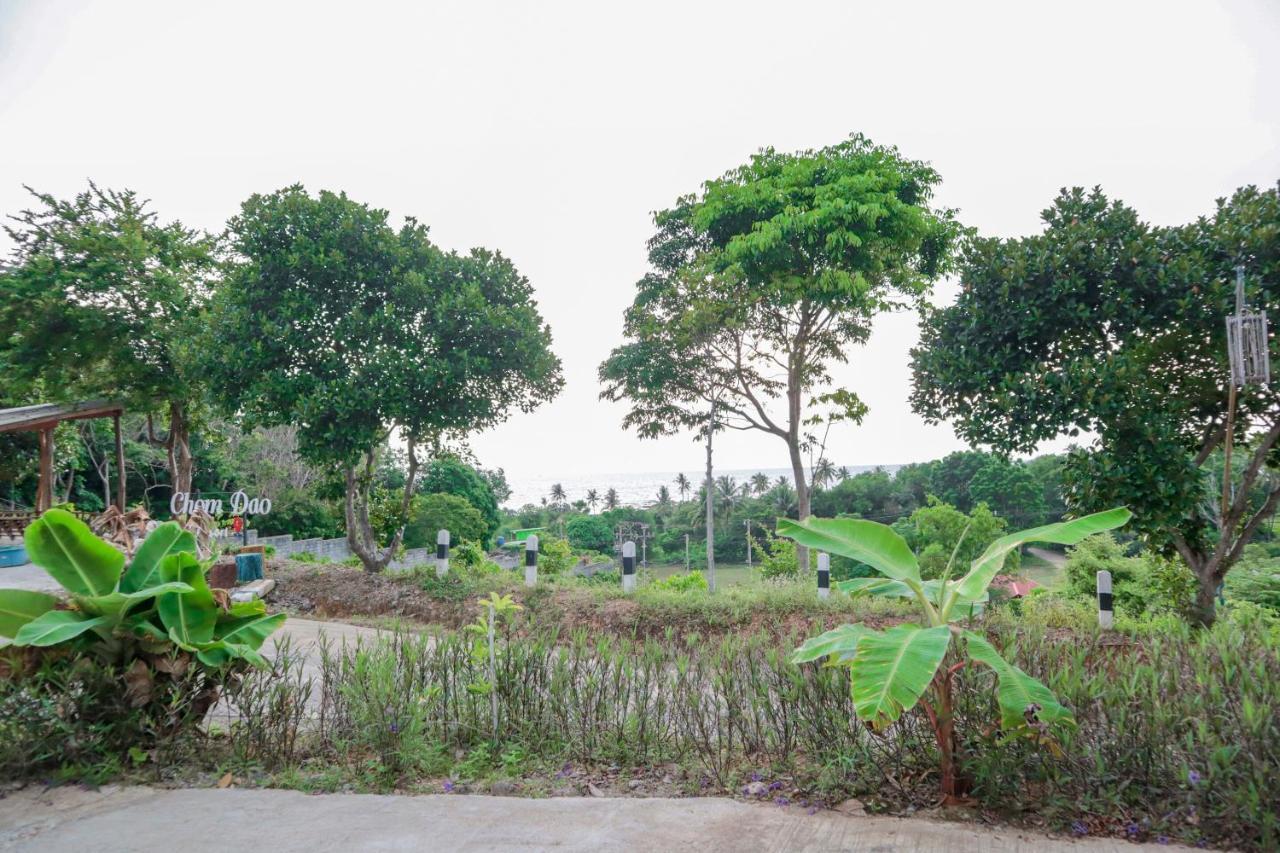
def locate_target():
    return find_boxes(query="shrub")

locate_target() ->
[536,536,576,576]
[566,515,613,552]
[1225,544,1280,614]
[255,489,341,540]
[0,510,285,778]
[403,493,489,549]
[1065,534,1194,616]
[649,570,708,593]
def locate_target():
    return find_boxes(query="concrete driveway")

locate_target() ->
[0,786,1195,853]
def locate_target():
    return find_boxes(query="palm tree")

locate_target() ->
[674,472,691,501]
[770,481,797,515]
[812,459,836,490]
[655,485,672,510]
[550,483,567,507]
[604,487,620,510]
[750,472,770,495]
[837,466,851,482]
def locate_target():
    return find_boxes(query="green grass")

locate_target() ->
[648,562,756,588]
[1019,551,1065,590]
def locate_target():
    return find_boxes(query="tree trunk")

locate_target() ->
[167,402,193,498]
[788,436,811,573]
[704,420,716,593]
[1190,559,1223,628]
[344,440,420,574]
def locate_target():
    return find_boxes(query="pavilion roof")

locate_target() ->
[0,400,125,434]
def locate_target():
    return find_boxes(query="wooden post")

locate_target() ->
[36,427,53,513]
[113,414,126,511]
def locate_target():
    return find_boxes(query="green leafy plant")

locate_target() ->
[779,506,1130,800]
[465,592,523,738]
[649,570,709,593]
[0,509,284,668]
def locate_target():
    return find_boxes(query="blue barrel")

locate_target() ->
[235,552,264,583]
[0,544,28,567]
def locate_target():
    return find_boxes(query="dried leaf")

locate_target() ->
[123,659,153,708]
[216,772,233,789]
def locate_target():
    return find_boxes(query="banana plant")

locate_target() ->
[0,509,283,668]
[778,506,1130,801]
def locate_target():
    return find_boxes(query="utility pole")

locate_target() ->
[744,519,752,570]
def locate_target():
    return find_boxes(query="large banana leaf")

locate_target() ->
[835,578,987,610]
[0,589,60,638]
[75,582,195,618]
[791,623,872,664]
[950,508,1131,603]
[120,523,196,593]
[776,517,921,584]
[850,624,951,729]
[215,612,286,650]
[157,553,217,645]
[13,610,109,646]
[23,509,123,597]
[963,631,1073,730]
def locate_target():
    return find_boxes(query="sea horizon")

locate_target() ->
[502,463,903,509]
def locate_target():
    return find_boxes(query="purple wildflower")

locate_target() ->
[1071,821,1088,837]
[750,771,762,782]
[768,781,783,792]
[1125,823,1141,838]
[1156,836,1170,845]
[1187,769,1202,786]
[806,806,818,816]
[442,780,455,793]
[774,796,790,806]
[389,722,399,734]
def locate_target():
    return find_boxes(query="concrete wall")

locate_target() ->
[216,530,438,570]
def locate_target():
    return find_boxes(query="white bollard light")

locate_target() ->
[436,529,451,578]
[817,552,830,599]
[525,535,539,587]
[1097,570,1113,629]
[622,540,636,593]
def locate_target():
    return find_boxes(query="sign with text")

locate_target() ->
[170,490,272,517]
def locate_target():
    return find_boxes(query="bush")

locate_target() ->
[255,488,342,540]
[0,510,285,779]
[1225,544,1280,614]
[1065,534,1193,616]
[648,570,708,593]
[565,515,613,552]
[536,536,576,576]
[403,493,489,549]
[418,456,501,542]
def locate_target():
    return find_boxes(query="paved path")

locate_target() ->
[0,562,59,594]
[0,786,1193,852]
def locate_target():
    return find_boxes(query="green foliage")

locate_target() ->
[565,515,613,552]
[648,571,708,594]
[1064,534,1196,616]
[1225,545,1280,613]
[535,537,575,576]
[256,489,342,541]
[418,456,502,543]
[403,493,489,550]
[0,184,216,494]
[0,510,283,668]
[756,528,809,581]
[911,183,1280,622]
[780,507,1130,796]
[893,499,1015,579]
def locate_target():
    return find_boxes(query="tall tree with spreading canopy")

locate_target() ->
[911,184,1280,626]
[601,134,959,569]
[0,184,218,500]
[208,186,562,572]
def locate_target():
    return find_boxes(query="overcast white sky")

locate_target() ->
[2,0,1277,479]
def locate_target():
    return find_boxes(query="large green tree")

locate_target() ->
[0,184,217,499]
[208,186,561,572]
[601,134,959,570]
[911,184,1280,626]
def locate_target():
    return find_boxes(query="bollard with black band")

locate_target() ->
[1097,569,1113,629]
[817,552,830,599]
[525,534,539,587]
[622,540,636,593]
[435,529,450,579]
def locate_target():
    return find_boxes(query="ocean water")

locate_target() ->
[504,464,900,509]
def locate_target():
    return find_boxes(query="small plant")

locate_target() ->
[779,507,1130,801]
[649,570,709,593]
[465,592,523,738]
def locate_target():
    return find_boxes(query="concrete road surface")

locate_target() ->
[0,786,1193,852]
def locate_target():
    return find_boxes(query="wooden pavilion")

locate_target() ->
[0,400,126,517]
